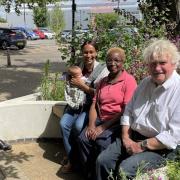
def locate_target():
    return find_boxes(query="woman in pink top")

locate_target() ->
[77,47,137,179]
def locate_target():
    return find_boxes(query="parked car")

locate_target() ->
[60,29,94,43]
[33,29,45,39]
[38,27,55,39]
[0,27,27,50]
[12,27,39,40]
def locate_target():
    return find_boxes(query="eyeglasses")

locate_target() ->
[106,59,123,64]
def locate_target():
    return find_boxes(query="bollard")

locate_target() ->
[6,47,11,67]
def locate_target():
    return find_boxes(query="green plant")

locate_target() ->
[95,13,119,30]
[48,3,65,36]
[40,60,64,100]
[167,149,180,180]
[33,3,48,27]
[59,9,167,82]
[0,16,6,23]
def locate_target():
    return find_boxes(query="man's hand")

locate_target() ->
[122,137,143,155]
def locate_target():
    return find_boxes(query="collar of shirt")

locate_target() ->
[106,70,127,84]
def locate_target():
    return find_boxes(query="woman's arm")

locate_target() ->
[85,101,97,139]
[70,78,95,95]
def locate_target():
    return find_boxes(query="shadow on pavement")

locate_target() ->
[0,61,67,101]
[0,150,33,179]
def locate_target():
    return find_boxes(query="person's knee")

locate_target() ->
[73,122,82,135]
[96,151,109,168]
[59,117,65,128]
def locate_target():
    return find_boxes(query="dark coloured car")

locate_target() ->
[0,27,27,50]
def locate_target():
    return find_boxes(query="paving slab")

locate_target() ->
[0,142,84,180]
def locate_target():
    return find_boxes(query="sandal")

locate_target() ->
[60,162,74,174]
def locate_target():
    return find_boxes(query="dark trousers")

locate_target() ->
[78,119,120,179]
[96,137,179,180]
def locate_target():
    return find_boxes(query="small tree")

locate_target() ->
[48,4,65,35]
[33,3,48,27]
[0,16,6,23]
[95,13,119,30]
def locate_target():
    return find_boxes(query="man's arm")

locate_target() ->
[122,125,143,154]
[140,138,168,150]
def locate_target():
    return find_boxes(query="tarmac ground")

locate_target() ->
[0,39,67,101]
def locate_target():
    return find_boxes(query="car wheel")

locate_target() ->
[45,35,48,39]
[1,41,9,50]
[18,46,25,50]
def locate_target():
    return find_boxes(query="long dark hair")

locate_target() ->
[81,40,98,51]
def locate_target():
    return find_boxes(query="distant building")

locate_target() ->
[3,0,140,30]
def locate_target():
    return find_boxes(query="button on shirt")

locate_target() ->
[121,71,180,149]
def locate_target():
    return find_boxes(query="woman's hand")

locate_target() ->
[70,78,85,89]
[90,125,105,140]
[85,126,95,139]
[122,137,143,155]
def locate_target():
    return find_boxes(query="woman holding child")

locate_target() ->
[77,47,137,179]
[59,40,109,173]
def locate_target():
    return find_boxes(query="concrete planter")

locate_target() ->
[0,93,67,141]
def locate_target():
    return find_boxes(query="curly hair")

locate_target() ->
[143,39,180,68]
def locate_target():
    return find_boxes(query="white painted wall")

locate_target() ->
[0,93,67,141]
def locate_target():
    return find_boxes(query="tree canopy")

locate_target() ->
[0,0,57,14]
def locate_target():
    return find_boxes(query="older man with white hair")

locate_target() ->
[96,39,180,180]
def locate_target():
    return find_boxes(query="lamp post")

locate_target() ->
[71,0,76,60]
[23,3,26,27]
[118,0,120,10]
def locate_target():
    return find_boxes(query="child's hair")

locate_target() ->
[68,66,82,76]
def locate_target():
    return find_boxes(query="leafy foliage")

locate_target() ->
[95,13,119,30]
[0,16,7,23]
[33,4,48,27]
[48,4,65,35]
[40,60,64,101]
[0,0,57,14]
[59,10,168,82]
[137,0,177,38]
[167,148,180,180]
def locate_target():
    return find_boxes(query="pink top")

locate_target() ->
[93,70,137,121]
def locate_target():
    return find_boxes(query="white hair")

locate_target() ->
[143,39,180,68]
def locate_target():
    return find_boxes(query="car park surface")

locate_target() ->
[0,39,66,101]
[0,27,27,50]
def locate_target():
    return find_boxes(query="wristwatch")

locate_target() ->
[140,139,148,150]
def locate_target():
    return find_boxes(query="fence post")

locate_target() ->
[6,47,11,67]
